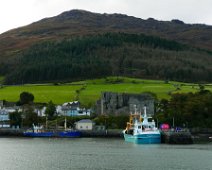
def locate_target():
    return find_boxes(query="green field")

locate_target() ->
[0,77,211,106]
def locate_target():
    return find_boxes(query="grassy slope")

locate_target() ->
[0,85,82,104]
[0,77,211,106]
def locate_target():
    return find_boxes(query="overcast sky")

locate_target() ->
[0,0,212,34]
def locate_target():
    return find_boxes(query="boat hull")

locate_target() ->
[57,131,81,138]
[23,131,81,138]
[23,132,54,137]
[124,133,161,144]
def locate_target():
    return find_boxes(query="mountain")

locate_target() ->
[0,10,212,84]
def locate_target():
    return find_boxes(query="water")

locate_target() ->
[0,137,211,170]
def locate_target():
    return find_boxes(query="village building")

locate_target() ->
[57,101,91,117]
[0,107,16,128]
[75,119,95,130]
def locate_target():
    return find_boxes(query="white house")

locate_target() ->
[35,107,46,117]
[57,101,91,117]
[0,107,14,128]
[75,119,95,130]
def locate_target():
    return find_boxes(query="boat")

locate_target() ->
[24,130,81,138]
[123,106,161,144]
[23,121,81,138]
[23,131,54,137]
[57,131,81,138]
[23,125,54,137]
[56,116,81,138]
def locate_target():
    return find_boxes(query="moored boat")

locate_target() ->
[57,131,81,138]
[23,125,54,137]
[23,124,81,138]
[56,116,81,137]
[123,106,161,144]
[23,131,54,137]
[24,130,81,138]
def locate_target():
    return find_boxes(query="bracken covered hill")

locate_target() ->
[1,10,212,52]
[1,10,212,83]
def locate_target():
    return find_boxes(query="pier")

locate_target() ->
[0,129,24,137]
[80,129,122,138]
[161,130,193,144]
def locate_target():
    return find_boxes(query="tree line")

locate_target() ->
[155,90,212,128]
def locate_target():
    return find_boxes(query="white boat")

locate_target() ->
[123,106,161,144]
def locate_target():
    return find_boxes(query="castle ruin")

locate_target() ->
[96,92,155,116]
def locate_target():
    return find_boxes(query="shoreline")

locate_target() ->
[0,129,212,143]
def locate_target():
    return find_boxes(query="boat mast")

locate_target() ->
[101,98,104,115]
[144,106,147,118]
[64,111,67,131]
[142,106,149,125]
[134,104,137,114]
[139,107,142,121]
[46,116,48,130]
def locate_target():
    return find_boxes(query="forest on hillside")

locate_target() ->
[4,33,212,84]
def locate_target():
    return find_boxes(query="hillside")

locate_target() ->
[1,10,212,83]
[3,33,212,84]
[1,10,212,53]
[1,77,211,106]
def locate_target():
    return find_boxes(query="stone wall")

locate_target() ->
[96,92,155,116]
[0,100,4,107]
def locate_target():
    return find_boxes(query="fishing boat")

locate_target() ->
[57,131,81,138]
[123,106,161,144]
[23,125,54,137]
[23,117,81,138]
[56,116,81,138]
[23,129,81,138]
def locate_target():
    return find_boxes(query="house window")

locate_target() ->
[80,126,82,129]
[86,126,88,129]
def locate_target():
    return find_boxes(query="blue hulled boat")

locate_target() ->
[23,124,81,138]
[57,131,81,138]
[23,125,54,137]
[123,106,161,144]
[24,131,81,138]
[23,131,54,137]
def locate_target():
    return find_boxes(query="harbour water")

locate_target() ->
[0,137,211,170]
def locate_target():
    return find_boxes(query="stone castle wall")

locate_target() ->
[96,92,155,116]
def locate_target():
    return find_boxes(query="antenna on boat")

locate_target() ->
[144,105,147,118]
[46,116,48,130]
[134,104,137,114]
[64,117,67,131]
[139,107,142,119]
[64,110,67,131]
[101,98,104,115]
